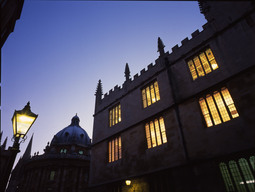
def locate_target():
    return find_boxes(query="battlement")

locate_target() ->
[170,28,205,54]
[100,62,159,104]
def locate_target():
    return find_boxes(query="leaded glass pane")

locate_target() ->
[154,81,160,101]
[154,119,162,146]
[150,121,157,147]
[206,95,222,125]
[221,88,239,118]
[146,87,151,106]
[145,123,152,149]
[142,89,147,108]
[199,52,212,74]
[229,161,247,192]
[199,98,213,127]
[159,117,167,143]
[239,158,254,191]
[193,56,205,77]
[205,48,218,70]
[188,60,198,80]
[219,163,235,192]
[118,137,122,159]
[213,91,230,122]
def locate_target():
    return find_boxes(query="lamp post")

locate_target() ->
[0,102,38,192]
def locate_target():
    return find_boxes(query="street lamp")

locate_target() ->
[0,102,38,192]
[125,180,131,186]
[11,102,38,145]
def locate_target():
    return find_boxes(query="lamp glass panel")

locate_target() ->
[16,114,36,137]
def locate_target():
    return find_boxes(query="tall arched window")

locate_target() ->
[219,163,235,191]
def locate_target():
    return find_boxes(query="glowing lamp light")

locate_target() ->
[125,180,131,186]
[12,102,38,138]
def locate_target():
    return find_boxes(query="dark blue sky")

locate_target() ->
[2,1,206,159]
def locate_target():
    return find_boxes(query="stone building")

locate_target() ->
[7,115,91,192]
[89,1,255,192]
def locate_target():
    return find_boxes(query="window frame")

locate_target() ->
[145,116,167,149]
[186,47,219,81]
[199,87,239,127]
[108,136,122,163]
[109,103,121,127]
[141,80,161,109]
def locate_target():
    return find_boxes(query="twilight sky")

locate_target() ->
[1,1,207,161]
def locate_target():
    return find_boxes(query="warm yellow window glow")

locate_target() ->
[199,98,213,127]
[109,104,121,127]
[118,105,121,122]
[199,52,212,74]
[206,95,222,125]
[146,87,151,106]
[111,140,114,162]
[145,117,167,149]
[150,121,157,147]
[188,60,198,80]
[108,136,122,163]
[118,136,122,159]
[187,48,218,80]
[108,142,112,162]
[205,48,218,70]
[193,56,205,77]
[154,81,160,101]
[150,84,156,103]
[145,123,152,149]
[142,89,147,108]
[199,88,239,127]
[142,81,160,108]
[221,88,239,118]
[213,91,230,122]
[159,117,167,143]
[154,119,162,146]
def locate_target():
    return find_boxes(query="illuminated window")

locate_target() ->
[199,87,239,127]
[108,136,122,163]
[60,149,67,153]
[142,81,160,108]
[187,48,218,80]
[50,171,55,181]
[219,156,255,192]
[145,117,167,149]
[109,104,121,127]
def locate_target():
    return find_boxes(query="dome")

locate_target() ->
[51,115,91,147]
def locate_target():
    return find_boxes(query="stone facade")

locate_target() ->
[90,2,255,192]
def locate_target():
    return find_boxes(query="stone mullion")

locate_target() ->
[24,170,32,192]
[37,167,47,191]
[59,168,65,192]
[55,167,61,191]
[75,166,81,192]
[35,169,42,191]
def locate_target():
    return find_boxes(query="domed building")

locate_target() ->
[7,115,91,192]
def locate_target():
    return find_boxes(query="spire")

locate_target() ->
[95,79,103,98]
[95,80,103,111]
[1,137,8,149]
[158,37,165,56]
[124,63,131,81]
[22,134,33,160]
